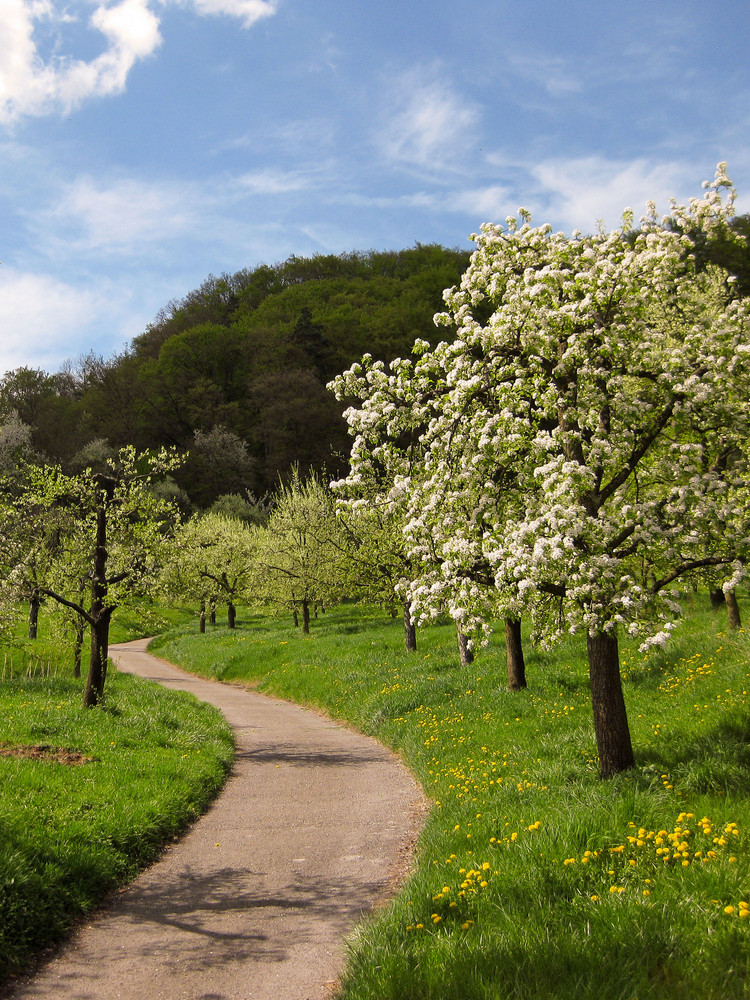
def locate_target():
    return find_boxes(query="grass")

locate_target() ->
[150,595,750,1000]
[0,602,234,985]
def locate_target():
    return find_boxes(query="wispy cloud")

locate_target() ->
[0,0,276,123]
[234,168,316,195]
[530,156,700,230]
[190,0,277,28]
[507,53,582,98]
[377,67,480,174]
[0,267,113,371]
[37,175,199,255]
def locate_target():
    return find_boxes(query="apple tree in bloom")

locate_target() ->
[331,165,750,777]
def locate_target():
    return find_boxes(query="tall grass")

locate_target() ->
[151,596,750,999]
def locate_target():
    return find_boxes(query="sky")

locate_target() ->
[0,0,749,376]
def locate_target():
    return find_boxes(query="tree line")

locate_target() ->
[0,244,470,506]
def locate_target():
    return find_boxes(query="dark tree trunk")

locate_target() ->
[293,608,299,628]
[505,616,527,690]
[84,609,112,707]
[28,589,40,640]
[710,587,726,610]
[83,501,112,708]
[199,599,206,634]
[73,620,84,679]
[209,603,216,625]
[302,599,310,634]
[456,625,474,667]
[404,602,417,653]
[227,601,236,629]
[726,588,742,630]
[587,630,634,778]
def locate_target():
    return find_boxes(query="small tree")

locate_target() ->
[258,469,342,631]
[161,512,259,630]
[21,447,182,706]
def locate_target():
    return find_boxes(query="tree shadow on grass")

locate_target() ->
[636,710,750,795]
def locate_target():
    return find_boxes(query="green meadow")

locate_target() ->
[151,597,750,1000]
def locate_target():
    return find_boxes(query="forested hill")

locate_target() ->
[0,244,470,506]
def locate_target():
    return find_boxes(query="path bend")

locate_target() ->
[5,638,426,1000]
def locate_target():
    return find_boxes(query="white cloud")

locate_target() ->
[42,175,199,254]
[530,156,698,230]
[447,184,515,220]
[190,0,277,29]
[508,53,582,98]
[0,0,276,123]
[234,168,313,195]
[378,68,480,173]
[0,267,110,372]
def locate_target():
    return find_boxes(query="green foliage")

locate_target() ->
[151,596,750,999]
[160,511,259,622]
[0,246,471,503]
[256,468,344,626]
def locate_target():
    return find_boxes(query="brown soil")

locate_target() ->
[0,743,95,765]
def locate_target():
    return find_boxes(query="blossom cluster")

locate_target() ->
[329,165,750,654]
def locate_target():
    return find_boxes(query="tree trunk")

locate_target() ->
[27,589,40,640]
[227,601,236,629]
[587,630,634,778]
[84,610,112,707]
[302,599,310,634]
[199,599,206,634]
[83,501,111,708]
[456,625,474,666]
[710,587,726,611]
[293,608,299,628]
[404,602,417,653]
[209,603,216,625]
[73,620,84,679]
[726,588,742,630]
[505,616,526,691]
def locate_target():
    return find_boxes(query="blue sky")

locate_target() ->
[1,0,748,375]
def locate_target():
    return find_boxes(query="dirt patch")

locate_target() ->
[0,743,96,765]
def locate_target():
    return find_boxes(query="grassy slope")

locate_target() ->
[0,604,234,984]
[151,598,750,1000]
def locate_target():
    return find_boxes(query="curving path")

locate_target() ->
[5,639,426,1000]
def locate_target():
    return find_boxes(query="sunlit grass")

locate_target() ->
[152,595,750,999]
[0,608,234,984]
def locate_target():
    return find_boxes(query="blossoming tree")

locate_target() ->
[332,165,750,777]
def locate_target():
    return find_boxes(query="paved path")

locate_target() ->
[5,639,426,1000]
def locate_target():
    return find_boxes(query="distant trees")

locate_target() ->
[0,246,471,505]
[256,469,343,631]
[161,512,259,630]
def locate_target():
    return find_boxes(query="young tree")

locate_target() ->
[330,473,421,651]
[161,512,259,630]
[332,165,750,777]
[23,447,182,706]
[258,469,343,632]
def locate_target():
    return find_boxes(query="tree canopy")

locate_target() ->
[331,165,750,776]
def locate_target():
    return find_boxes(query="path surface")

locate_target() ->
[5,639,426,1000]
